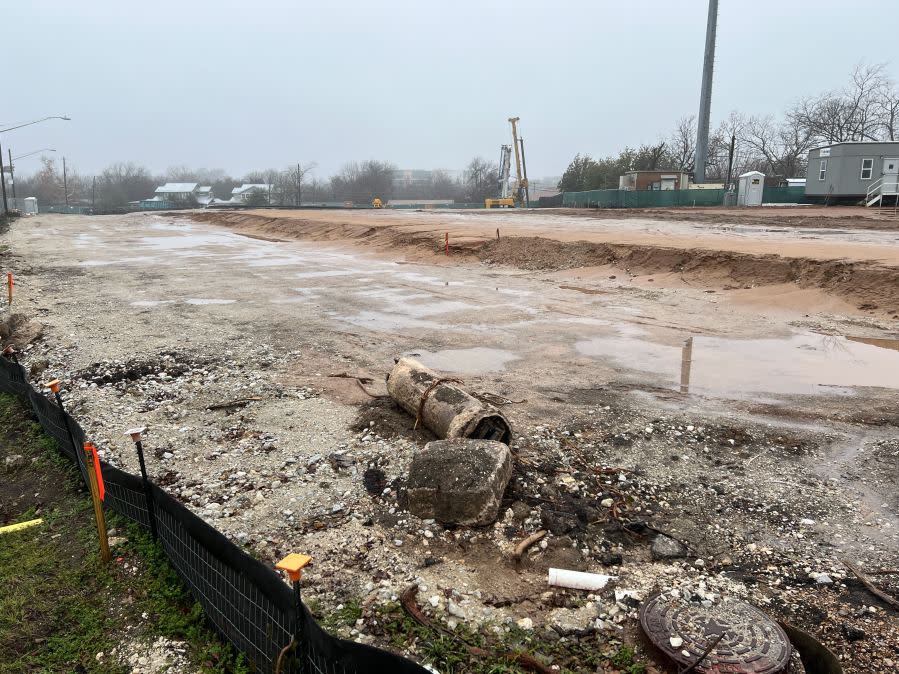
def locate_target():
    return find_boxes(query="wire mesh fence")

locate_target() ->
[0,354,428,674]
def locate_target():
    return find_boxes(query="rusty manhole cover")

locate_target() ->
[639,593,791,673]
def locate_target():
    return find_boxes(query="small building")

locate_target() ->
[737,171,765,206]
[782,178,806,188]
[231,184,271,204]
[195,186,214,206]
[618,170,690,191]
[805,141,899,204]
[139,196,175,210]
[155,182,201,202]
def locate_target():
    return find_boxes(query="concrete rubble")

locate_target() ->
[406,438,512,526]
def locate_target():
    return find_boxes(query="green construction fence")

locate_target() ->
[559,185,809,209]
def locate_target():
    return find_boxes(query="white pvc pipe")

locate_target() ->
[547,568,615,591]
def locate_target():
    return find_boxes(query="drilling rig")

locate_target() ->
[485,116,530,208]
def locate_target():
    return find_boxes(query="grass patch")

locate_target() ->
[0,393,247,673]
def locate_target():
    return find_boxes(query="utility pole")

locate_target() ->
[63,156,69,207]
[725,132,736,190]
[296,163,301,207]
[694,0,719,184]
[8,149,15,201]
[92,176,96,212]
[0,137,8,216]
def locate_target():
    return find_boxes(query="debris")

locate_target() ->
[547,568,615,591]
[4,454,26,469]
[651,533,688,560]
[406,439,512,526]
[843,559,899,611]
[400,585,554,674]
[778,621,843,674]
[512,529,546,565]
[386,357,511,443]
[206,397,263,411]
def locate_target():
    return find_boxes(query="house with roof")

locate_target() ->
[155,182,201,202]
[231,184,271,204]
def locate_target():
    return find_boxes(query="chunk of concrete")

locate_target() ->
[650,534,688,560]
[407,439,512,526]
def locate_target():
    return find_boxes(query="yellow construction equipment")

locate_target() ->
[371,197,383,208]
[485,117,530,208]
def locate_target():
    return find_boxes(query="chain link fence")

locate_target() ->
[0,354,428,674]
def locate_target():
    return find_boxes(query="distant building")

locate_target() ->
[231,184,271,204]
[618,170,690,191]
[805,141,899,204]
[155,182,201,201]
[196,185,214,206]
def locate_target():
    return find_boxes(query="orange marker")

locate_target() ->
[85,442,105,501]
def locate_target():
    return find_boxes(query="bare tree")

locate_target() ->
[790,62,891,144]
[668,116,696,171]
[743,114,816,179]
[463,157,499,203]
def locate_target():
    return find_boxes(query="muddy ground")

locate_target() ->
[2,210,897,672]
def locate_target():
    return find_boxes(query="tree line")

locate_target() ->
[11,156,504,210]
[559,63,899,192]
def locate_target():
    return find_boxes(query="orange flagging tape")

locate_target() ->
[85,442,105,501]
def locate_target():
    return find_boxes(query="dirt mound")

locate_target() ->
[190,211,899,312]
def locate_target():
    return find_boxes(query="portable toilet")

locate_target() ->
[23,197,38,215]
[737,171,765,206]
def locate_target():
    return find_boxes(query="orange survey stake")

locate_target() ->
[84,442,105,501]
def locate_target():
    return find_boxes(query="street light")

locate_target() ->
[0,116,70,215]
[13,148,56,161]
[0,116,71,134]
[8,149,57,200]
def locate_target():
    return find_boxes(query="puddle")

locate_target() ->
[185,298,236,305]
[576,332,899,397]
[81,256,160,266]
[141,233,230,249]
[338,310,438,331]
[413,347,520,374]
[294,270,358,279]
[130,300,175,307]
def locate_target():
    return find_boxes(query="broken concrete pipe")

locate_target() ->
[386,357,511,443]
[407,439,513,526]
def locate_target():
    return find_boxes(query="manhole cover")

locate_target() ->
[639,593,791,674]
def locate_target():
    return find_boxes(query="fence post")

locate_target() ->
[83,442,111,563]
[45,379,86,474]
[127,427,158,540]
[275,553,312,672]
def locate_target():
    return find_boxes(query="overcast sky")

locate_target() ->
[4,1,898,181]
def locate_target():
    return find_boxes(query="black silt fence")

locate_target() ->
[0,355,428,674]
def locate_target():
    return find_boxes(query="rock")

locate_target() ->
[516,617,534,630]
[841,624,866,642]
[650,534,688,560]
[407,439,512,526]
[4,454,26,469]
[670,636,684,648]
[813,573,833,585]
[540,509,579,535]
[600,498,614,507]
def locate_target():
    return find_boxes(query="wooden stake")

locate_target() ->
[444,232,449,256]
[680,336,693,394]
[84,443,111,562]
[7,273,12,307]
